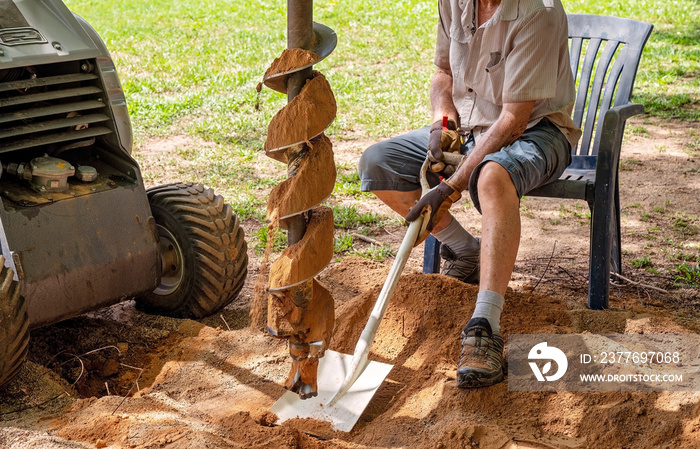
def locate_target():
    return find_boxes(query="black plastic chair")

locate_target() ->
[423,14,654,310]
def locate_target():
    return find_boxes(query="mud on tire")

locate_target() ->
[138,183,248,318]
[0,256,29,387]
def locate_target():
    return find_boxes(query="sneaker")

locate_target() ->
[457,317,505,388]
[440,242,480,284]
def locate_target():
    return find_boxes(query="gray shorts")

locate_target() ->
[358,118,572,213]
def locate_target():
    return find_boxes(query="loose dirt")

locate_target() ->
[2,260,699,448]
[1,119,699,447]
[269,206,334,290]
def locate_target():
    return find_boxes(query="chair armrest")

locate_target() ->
[596,102,644,162]
[593,101,644,201]
[609,102,645,123]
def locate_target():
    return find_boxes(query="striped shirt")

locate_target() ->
[435,0,582,149]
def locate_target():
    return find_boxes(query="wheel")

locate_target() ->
[137,183,248,318]
[0,256,29,387]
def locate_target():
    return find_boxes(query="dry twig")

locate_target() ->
[220,314,232,331]
[352,233,381,245]
[112,363,144,415]
[612,271,679,299]
[0,346,119,417]
[531,241,557,293]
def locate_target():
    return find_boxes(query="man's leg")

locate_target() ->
[457,161,519,388]
[359,130,480,279]
[456,119,571,388]
[478,162,521,298]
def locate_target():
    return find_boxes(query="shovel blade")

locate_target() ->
[269,350,393,432]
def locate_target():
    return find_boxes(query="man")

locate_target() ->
[358,0,581,388]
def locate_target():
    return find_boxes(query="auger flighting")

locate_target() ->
[261,1,337,399]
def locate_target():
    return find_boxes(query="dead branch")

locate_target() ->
[0,346,119,417]
[531,241,557,293]
[612,271,679,299]
[352,233,381,245]
[82,345,122,357]
[220,314,232,331]
[112,364,144,415]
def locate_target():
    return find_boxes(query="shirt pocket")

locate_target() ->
[473,54,505,106]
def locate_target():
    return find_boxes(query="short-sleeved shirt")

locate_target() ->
[435,0,582,149]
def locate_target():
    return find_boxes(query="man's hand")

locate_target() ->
[428,119,460,176]
[405,180,461,232]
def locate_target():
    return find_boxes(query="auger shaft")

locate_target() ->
[284,1,314,399]
[287,0,314,100]
[285,0,313,246]
[261,0,337,400]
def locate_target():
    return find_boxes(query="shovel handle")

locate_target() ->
[328,157,432,406]
[442,151,464,167]
[327,211,425,406]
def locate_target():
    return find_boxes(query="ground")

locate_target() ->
[1,117,699,448]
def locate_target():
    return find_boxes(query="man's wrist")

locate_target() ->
[431,118,457,131]
[446,159,472,193]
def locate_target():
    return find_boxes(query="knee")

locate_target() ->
[358,142,387,181]
[476,162,517,202]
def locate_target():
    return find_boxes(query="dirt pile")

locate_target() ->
[2,259,699,448]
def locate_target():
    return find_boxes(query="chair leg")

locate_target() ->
[423,235,441,274]
[610,182,622,277]
[588,196,613,310]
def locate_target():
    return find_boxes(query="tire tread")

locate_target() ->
[142,183,248,318]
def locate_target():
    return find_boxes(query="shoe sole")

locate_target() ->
[456,368,504,389]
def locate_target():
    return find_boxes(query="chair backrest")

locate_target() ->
[567,14,653,156]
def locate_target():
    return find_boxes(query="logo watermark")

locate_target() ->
[508,334,700,391]
[528,342,568,381]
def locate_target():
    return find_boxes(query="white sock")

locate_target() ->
[432,216,480,255]
[471,290,504,332]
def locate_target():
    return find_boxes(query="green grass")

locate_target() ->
[64,0,699,146]
[672,213,699,237]
[60,0,699,265]
[630,256,653,268]
[672,262,700,287]
[354,243,397,261]
[331,205,383,229]
[253,226,287,255]
[620,158,644,171]
[334,232,354,253]
[564,0,700,120]
[333,170,373,199]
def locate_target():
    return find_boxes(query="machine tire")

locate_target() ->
[138,183,248,318]
[0,257,29,387]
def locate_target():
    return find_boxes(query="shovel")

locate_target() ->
[270,155,434,432]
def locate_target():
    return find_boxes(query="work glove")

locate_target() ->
[428,118,461,177]
[405,179,461,234]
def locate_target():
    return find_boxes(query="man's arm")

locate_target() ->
[448,100,535,192]
[405,100,535,228]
